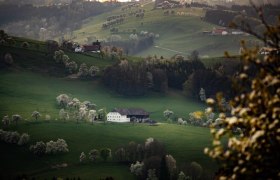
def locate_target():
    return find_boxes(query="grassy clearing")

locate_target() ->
[0,121,214,179]
[0,70,205,121]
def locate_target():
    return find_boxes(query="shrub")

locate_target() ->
[80,152,87,163]
[31,111,41,121]
[146,169,158,180]
[59,109,69,122]
[18,133,30,146]
[88,66,100,77]
[163,109,174,121]
[130,161,144,176]
[88,109,97,123]
[88,149,99,162]
[62,54,70,65]
[2,115,10,126]
[45,114,51,121]
[53,50,64,63]
[115,147,126,162]
[55,139,69,153]
[78,107,87,121]
[30,141,46,156]
[165,154,177,179]
[5,131,20,144]
[178,118,187,125]
[4,53,13,65]
[45,139,69,154]
[189,161,202,179]
[0,129,29,145]
[178,171,188,180]
[100,148,111,161]
[21,42,30,48]
[65,61,78,74]
[56,94,71,108]
[78,63,89,78]
[12,114,22,125]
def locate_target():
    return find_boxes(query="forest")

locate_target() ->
[0,0,120,40]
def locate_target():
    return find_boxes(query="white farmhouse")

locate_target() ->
[107,108,150,123]
[107,112,130,123]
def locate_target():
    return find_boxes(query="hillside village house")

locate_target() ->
[107,108,150,123]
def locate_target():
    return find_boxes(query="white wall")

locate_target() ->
[107,112,130,123]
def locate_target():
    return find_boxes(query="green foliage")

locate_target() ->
[130,161,144,176]
[97,108,107,122]
[88,149,99,162]
[103,60,150,96]
[78,63,89,78]
[79,152,87,163]
[146,169,158,180]
[31,111,41,121]
[53,50,65,64]
[2,115,10,126]
[12,114,22,125]
[177,171,188,180]
[18,133,30,146]
[45,139,69,154]
[100,148,111,161]
[4,53,13,65]
[29,141,46,156]
[0,129,22,145]
[183,69,232,99]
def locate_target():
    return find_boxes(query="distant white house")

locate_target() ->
[75,47,83,53]
[107,108,150,123]
[107,112,130,123]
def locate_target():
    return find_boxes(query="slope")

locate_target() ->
[71,1,256,58]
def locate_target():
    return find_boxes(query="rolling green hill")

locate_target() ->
[1,121,214,179]
[0,38,216,179]
[71,1,256,58]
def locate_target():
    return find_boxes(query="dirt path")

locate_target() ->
[154,45,187,54]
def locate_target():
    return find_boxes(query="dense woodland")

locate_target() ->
[0,0,120,40]
[102,54,236,99]
[204,4,280,27]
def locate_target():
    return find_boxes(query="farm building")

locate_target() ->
[212,27,228,35]
[74,40,101,53]
[107,108,150,123]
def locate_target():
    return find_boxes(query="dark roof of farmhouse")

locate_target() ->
[112,108,149,116]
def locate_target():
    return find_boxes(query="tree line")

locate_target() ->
[0,1,120,40]
[102,55,236,99]
[203,4,280,27]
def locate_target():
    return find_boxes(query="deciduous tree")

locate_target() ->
[205,6,280,179]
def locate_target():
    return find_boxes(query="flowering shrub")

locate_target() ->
[0,129,29,146]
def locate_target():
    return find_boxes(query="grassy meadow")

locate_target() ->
[0,70,205,121]
[0,51,214,179]
[72,1,256,58]
[0,14,221,179]
[0,120,215,179]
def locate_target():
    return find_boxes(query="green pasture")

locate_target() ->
[0,70,205,121]
[72,1,255,58]
[0,16,222,178]
[0,120,214,179]
[0,61,213,179]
